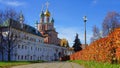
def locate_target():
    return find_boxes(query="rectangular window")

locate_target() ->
[38,48,39,51]
[31,56,32,60]
[21,55,23,60]
[18,45,20,49]
[22,45,24,49]
[31,47,32,50]
[18,55,20,60]
[25,56,27,60]
[25,46,27,49]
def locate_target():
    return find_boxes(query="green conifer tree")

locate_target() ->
[72,33,82,52]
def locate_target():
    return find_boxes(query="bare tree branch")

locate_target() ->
[102,12,120,37]
[91,25,100,42]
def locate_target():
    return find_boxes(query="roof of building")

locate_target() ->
[1,19,43,37]
[40,11,44,17]
[51,18,54,23]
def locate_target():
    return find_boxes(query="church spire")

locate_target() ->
[40,11,44,23]
[40,4,45,23]
[51,17,54,23]
[44,2,51,23]
[19,11,24,29]
[35,20,39,29]
[19,11,24,24]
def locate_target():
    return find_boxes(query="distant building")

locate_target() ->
[60,38,69,47]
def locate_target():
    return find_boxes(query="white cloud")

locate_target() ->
[0,0,26,7]
[6,1,25,6]
[92,0,98,6]
[57,27,92,47]
[93,0,97,4]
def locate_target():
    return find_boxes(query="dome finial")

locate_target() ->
[45,1,49,10]
[44,2,50,17]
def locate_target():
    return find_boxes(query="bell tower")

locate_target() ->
[37,2,60,45]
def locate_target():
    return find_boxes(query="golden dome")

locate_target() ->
[44,9,50,17]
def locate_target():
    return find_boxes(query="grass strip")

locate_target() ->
[69,60,120,68]
[0,61,44,68]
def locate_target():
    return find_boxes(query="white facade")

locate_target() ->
[0,26,68,61]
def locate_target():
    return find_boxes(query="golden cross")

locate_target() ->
[45,2,49,9]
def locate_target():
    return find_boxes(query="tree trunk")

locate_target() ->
[8,26,11,61]
[0,28,4,61]
[1,51,4,61]
[8,49,11,61]
[8,39,11,61]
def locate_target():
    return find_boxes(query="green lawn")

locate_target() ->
[0,61,43,68]
[69,60,120,68]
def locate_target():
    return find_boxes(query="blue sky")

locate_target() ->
[0,0,120,47]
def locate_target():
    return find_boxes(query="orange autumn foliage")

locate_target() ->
[70,28,120,63]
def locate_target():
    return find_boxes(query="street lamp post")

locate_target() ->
[83,16,87,45]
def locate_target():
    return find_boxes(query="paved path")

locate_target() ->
[12,62,84,68]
